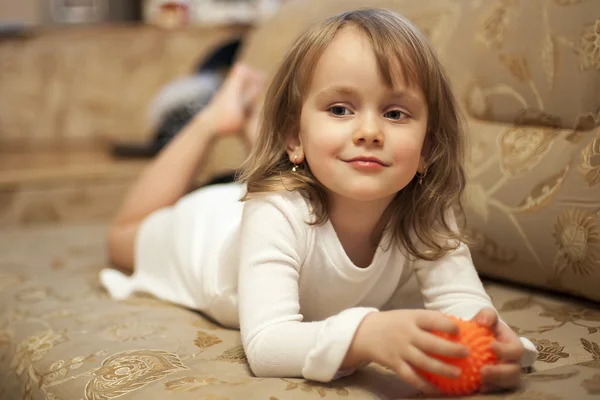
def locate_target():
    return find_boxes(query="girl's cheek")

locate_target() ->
[391,141,422,162]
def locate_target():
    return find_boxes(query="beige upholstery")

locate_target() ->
[462,0,600,130]
[0,225,599,400]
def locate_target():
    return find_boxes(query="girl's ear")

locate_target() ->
[418,133,432,173]
[286,135,305,164]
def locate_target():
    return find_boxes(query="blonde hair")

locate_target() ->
[238,8,467,261]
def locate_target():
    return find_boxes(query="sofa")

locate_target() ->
[1,0,599,399]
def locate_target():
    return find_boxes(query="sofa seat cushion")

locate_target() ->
[483,282,600,371]
[1,223,599,399]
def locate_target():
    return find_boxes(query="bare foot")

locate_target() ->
[204,63,265,137]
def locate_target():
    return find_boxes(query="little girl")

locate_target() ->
[101,8,537,395]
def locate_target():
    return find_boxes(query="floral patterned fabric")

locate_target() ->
[462,0,600,130]
[462,117,600,302]
[1,224,599,400]
[462,111,600,398]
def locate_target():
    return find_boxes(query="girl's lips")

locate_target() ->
[345,156,388,165]
[346,160,385,171]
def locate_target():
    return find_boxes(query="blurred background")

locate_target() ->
[0,0,286,28]
[0,0,290,227]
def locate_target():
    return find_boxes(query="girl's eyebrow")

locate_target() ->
[387,89,425,106]
[315,86,359,102]
[315,85,424,106]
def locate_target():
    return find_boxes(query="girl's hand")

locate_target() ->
[349,310,470,395]
[470,307,525,393]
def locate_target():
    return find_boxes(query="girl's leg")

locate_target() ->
[107,64,263,271]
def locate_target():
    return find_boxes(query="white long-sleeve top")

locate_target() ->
[100,183,538,383]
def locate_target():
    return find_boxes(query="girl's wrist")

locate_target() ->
[344,311,380,368]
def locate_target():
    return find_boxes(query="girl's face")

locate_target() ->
[289,27,429,206]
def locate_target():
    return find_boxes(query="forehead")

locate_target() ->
[307,26,420,97]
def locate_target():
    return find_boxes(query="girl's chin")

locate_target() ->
[333,189,400,204]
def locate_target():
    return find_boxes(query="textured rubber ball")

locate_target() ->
[419,316,498,396]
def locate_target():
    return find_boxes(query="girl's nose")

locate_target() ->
[353,114,384,146]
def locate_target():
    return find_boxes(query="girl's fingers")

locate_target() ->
[480,383,504,393]
[415,311,459,334]
[391,360,441,396]
[481,364,522,390]
[470,307,498,328]
[414,331,470,359]
[406,347,462,379]
[491,340,525,362]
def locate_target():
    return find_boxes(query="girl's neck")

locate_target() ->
[327,194,393,267]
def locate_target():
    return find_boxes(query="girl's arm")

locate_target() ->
[414,239,496,319]
[409,210,538,367]
[238,193,378,382]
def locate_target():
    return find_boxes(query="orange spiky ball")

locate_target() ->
[419,316,498,396]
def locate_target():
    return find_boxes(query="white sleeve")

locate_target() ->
[412,210,538,367]
[413,242,495,320]
[238,194,377,382]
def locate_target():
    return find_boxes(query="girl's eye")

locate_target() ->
[384,110,407,121]
[329,106,352,116]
